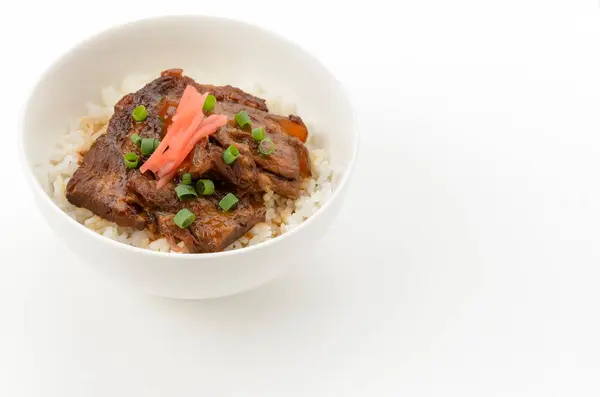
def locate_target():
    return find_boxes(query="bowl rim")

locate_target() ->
[19,14,359,260]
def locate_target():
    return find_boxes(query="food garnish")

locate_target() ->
[219,193,239,211]
[174,208,196,228]
[222,145,240,165]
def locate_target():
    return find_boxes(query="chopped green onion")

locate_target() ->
[203,94,216,112]
[132,105,148,122]
[196,179,215,195]
[258,137,275,155]
[222,145,240,165]
[175,184,198,200]
[123,152,139,169]
[234,111,252,128]
[130,134,142,147]
[251,127,265,141]
[141,138,160,156]
[219,193,239,211]
[173,208,196,228]
[181,173,192,185]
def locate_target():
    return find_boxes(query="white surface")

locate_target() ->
[22,15,357,299]
[2,0,600,395]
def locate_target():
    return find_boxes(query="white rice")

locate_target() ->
[38,73,334,253]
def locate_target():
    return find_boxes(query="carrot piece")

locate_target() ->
[174,85,200,118]
[156,160,177,179]
[180,115,228,156]
[141,85,227,188]
[276,118,309,142]
[173,87,206,124]
[156,169,178,189]
[157,115,227,178]
[154,115,227,186]
[140,129,178,173]
[154,110,217,178]
[141,86,207,174]
[163,103,207,157]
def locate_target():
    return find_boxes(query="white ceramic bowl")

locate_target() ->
[21,15,358,299]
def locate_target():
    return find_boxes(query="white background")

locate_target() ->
[2,0,600,395]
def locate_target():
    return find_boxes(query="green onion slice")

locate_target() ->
[123,152,139,169]
[251,127,265,141]
[203,94,216,113]
[173,208,196,228]
[258,137,275,155]
[196,179,215,195]
[141,138,160,156]
[132,105,148,122]
[222,145,240,165]
[234,111,252,128]
[175,184,198,200]
[181,173,192,185]
[130,134,142,147]
[219,193,239,211]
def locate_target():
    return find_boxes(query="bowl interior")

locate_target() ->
[23,16,357,197]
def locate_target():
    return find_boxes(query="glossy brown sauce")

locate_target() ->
[156,98,179,137]
[160,68,183,78]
